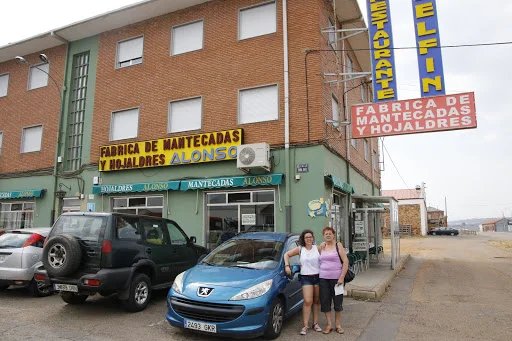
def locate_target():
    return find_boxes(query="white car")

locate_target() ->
[0,228,52,296]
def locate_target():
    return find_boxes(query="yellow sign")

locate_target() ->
[99,129,243,172]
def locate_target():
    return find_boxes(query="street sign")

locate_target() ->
[355,221,365,234]
[352,241,367,251]
[86,203,95,212]
[296,164,309,173]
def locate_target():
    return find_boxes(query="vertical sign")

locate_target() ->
[367,0,398,102]
[413,0,445,97]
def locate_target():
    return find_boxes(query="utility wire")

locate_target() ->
[323,40,512,52]
[380,137,409,189]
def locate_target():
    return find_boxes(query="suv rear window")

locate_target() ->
[0,232,31,248]
[51,216,107,242]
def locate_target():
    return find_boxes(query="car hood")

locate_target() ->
[183,265,275,290]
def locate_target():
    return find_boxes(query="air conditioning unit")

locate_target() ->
[237,143,271,172]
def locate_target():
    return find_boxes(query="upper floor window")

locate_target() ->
[373,150,379,170]
[28,63,49,90]
[110,108,139,141]
[361,81,367,102]
[346,55,354,74]
[239,84,278,124]
[0,73,9,97]
[364,139,369,161]
[351,138,358,150]
[331,95,339,122]
[21,125,43,153]
[0,132,3,156]
[168,97,202,133]
[117,36,143,68]
[239,1,277,40]
[172,20,204,56]
[328,17,337,48]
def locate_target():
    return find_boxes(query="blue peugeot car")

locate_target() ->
[166,232,303,339]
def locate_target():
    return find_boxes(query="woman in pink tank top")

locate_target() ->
[319,226,349,335]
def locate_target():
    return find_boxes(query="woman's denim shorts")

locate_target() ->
[300,274,320,286]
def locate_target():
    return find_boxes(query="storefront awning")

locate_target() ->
[180,173,284,191]
[0,189,45,199]
[325,175,355,194]
[92,181,180,195]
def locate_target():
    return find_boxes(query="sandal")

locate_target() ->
[300,326,308,335]
[323,327,332,334]
[312,323,322,332]
[336,326,345,334]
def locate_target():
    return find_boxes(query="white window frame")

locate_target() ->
[63,197,81,213]
[21,124,43,154]
[111,195,164,215]
[168,96,203,133]
[116,35,144,69]
[171,19,205,56]
[238,1,277,41]
[346,54,354,74]
[109,107,140,141]
[364,139,369,162]
[0,131,3,156]
[0,201,36,230]
[351,138,358,150]
[331,95,339,122]
[238,83,279,125]
[0,73,9,97]
[28,63,49,90]
[328,17,337,49]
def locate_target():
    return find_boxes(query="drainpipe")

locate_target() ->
[50,42,70,226]
[283,0,291,232]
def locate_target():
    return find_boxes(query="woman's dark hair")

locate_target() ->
[299,229,315,246]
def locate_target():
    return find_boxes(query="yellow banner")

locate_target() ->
[99,129,243,172]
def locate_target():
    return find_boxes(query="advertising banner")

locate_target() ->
[367,0,398,102]
[413,0,446,97]
[99,129,243,171]
[352,92,477,138]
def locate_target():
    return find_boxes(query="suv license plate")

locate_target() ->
[54,284,78,292]
[184,320,217,333]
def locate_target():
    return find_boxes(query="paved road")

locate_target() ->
[1,233,511,340]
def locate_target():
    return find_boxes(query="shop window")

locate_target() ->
[207,193,227,204]
[172,20,204,56]
[28,63,49,90]
[239,84,278,124]
[21,125,43,153]
[0,201,35,230]
[110,108,139,141]
[239,1,277,40]
[116,36,143,68]
[228,192,250,203]
[112,195,163,217]
[0,73,9,97]
[63,197,81,213]
[168,97,202,133]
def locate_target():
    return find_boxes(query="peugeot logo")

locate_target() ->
[197,287,214,297]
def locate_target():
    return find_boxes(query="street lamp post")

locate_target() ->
[16,54,64,226]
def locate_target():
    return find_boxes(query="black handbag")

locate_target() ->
[336,243,355,283]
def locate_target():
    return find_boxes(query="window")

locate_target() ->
[351,138,357,150]
[0,202,35,230]
[332,95,339,122]
[239,1,277,40]
[172,20,204,55]
[239,84,278,124]
[361,81,367,102]
[140,218,165,245]
[63,198,81,213]
[0,132,3,156]
[28,63,49,90]
[0,73,9,97]
[112,195,163,217]
[110,108,139,141]
[168,97,202,133]
[67,52,90,170]
[116,36,143,68]
[373,150,378,170]
[116,216,141,240]
[328,18,337,48]
[346,55,354,74]
[166,222,188,245]
[286,239,300,266]
[21,125,43,153]
[364,139,369,161]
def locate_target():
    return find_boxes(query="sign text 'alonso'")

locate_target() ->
[352,92,477,138]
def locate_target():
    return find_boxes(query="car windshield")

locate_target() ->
[51,216,108,242]
[0,233,31,248]
[202,238,284,270]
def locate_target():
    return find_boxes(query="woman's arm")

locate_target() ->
[284,247,300,275]
[337,242,349,284]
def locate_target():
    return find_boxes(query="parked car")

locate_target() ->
[427,227,459,236]
[0,227,53,296]
[166,232,303,339]
[36,212,207,312]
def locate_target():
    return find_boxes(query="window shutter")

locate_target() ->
[111,109,139,141]
[172,21,204,55]
[0,74,8,97]
[22,126,43,153]
[118,37,143,63]
[169,97,202,133]
[240,85,278,124]
[239,2,277,40]
[29,64,49,90]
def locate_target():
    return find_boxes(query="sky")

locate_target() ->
[1,0,510,221]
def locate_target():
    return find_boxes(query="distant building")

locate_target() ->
[427,207,446,228]
[382,184,427,236]
[482,218,512,232]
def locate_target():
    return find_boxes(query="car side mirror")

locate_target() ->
[189,236,197,244]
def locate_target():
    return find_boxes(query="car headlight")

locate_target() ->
[230,279,273,301]
[172,271,186,294]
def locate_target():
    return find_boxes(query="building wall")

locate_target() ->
[495,219,511,232]
[482,223,496,232]
[0,45,66,174]
[383,204,422,236]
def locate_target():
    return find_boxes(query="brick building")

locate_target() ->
[382,186,427,236]
[427,206,446,228]
[0,0,381,249]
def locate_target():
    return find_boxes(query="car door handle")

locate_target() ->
[146,248,152,254]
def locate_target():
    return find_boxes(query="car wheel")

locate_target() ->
[451,233,455,236]
[0,285,9,291]
[123,273,152,312]
[264,298,284,340]
[28,279,52,297]
[60,292,88,304]
[43,234,82,277]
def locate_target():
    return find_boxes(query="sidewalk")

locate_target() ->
[345,254,411,300]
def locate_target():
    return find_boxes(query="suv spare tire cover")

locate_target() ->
[43,234,83,277]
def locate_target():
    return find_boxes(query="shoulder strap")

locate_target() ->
[335,242,344,265]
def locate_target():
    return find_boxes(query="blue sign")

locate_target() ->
[92,181,180,194]
[0,189,44,199]
[87,203,95,212]
[413,0,445,97]
[180,174,284,191]
[367,0,398,102]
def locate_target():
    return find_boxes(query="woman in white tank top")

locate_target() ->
[284,229,322,335]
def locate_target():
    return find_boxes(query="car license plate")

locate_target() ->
[184,320,217,333]
[54,284,78,292]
